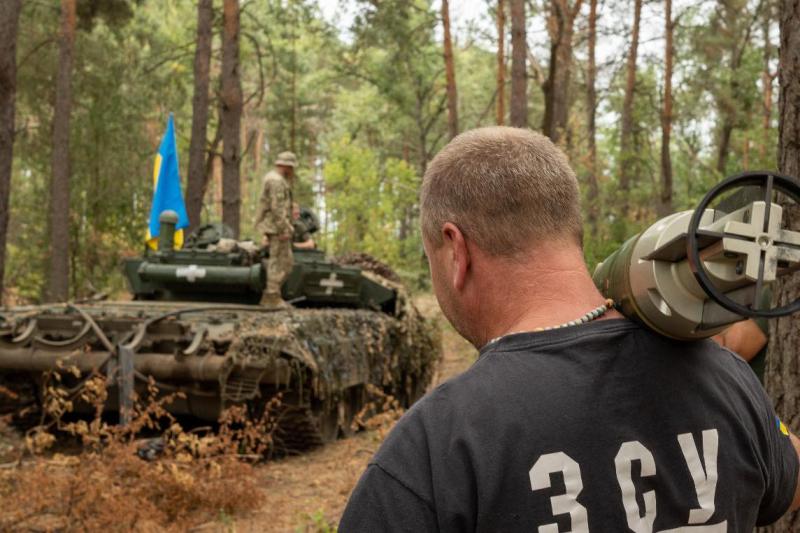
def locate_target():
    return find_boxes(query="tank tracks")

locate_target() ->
[272,407,332,454]
[269,385,368,455]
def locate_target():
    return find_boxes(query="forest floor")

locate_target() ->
[0,294,477,532]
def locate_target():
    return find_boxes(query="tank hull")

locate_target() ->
[0,300,440,452]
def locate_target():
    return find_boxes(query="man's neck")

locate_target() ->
[471,245,622,347]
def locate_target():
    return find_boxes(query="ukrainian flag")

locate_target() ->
[146,114,189,249]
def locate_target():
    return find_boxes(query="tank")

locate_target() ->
[0,212,441,452]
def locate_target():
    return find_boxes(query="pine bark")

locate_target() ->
[497,0,506,125]
[441,0,458,139]
[220,0,242,238]
[0,0,22,305]
[585,0,598,237]
[542,0,582,144]
[46,0,77,302]
[618,0,642,216]
[658,0,674,217]
[509,0,527,128]
[761,16,775,162]
[762,1,800,529]
[716,120,735,175]
[186,0,213,233]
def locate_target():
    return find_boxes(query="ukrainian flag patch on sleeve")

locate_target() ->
[776,416,790,436]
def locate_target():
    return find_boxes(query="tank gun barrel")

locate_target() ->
[138,263,263,291]
[0,347,291,384]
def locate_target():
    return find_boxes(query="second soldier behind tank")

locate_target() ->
[256,151,296,308]
[292,202,316,250]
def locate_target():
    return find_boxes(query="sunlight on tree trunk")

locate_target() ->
[46,0,77,302]
[658,0,674,217]
[585,0,599,238]
[441,0,458,140]
[221,0,242,238]
[510,0,527,128]
[186,0,213,233]
[542,0,582,144]
[618,0,641,218]
[497,0,506,125]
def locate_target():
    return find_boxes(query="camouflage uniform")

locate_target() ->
[256,152,296,305]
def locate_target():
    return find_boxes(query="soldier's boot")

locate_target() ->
[259,292,289,309]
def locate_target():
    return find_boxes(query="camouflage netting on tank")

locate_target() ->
[225,301,440,405]
[334,252,402,283]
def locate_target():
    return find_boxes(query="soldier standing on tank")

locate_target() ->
[256,151,296,307]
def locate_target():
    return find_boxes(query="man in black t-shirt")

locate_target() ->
[339,127,800,532]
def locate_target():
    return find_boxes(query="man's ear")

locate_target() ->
[442,222,469,291]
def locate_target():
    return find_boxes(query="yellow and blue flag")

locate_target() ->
[146,114,189,249]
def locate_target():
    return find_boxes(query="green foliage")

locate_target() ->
[322,138,423,278]
[8,1,197,300]
[297,509,338,533]
[2,0,783,300]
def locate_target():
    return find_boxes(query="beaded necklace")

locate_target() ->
[486,299,615,346]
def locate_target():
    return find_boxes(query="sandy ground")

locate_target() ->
[230,294,476,533]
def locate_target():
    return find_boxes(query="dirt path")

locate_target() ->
[232,294,476,532]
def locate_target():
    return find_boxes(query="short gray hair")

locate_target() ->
[420,127,582,256]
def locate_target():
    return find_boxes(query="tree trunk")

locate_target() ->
[415,97,429,175]
[761,1,800,530]
[497,0,506,125]
[290,8,298,155]
[46,0,77,302]
[441,0,458,139]
[658,0,674,217]
[186,0,213,234]
[203,120,222,221]
[254,128,263,173]
[509,0,527,128]
[618,0,642,216]
[542,0,582,144]
[761,16,775,163]
[716,119,734,175]
[585,0,599,238]
[220,0,242,238]
[0,0,21,305]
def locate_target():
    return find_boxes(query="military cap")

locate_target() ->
[275,151,297,168]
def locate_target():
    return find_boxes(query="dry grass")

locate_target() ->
[0,372,269,531]
[0,441,260,531]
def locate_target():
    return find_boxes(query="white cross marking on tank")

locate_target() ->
[320,272,344,295]
[175,264,207,283]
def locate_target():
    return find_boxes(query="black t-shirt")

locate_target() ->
[340,319,798,532]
